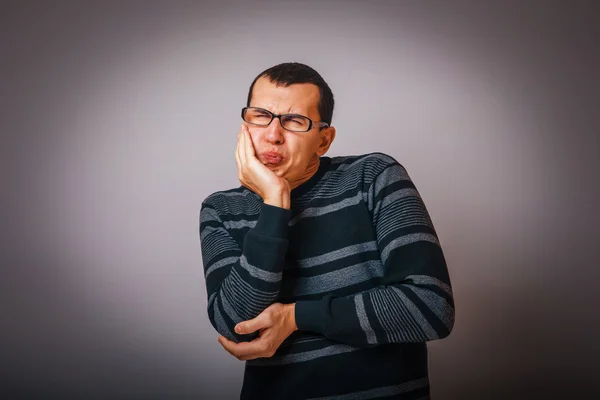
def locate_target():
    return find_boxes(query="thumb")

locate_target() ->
[235,314,269,335]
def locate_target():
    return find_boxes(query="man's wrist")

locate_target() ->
[287,303,298,332]
[264,190,290,210]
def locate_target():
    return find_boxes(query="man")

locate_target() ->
[199,62,454,399]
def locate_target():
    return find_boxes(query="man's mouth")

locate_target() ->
[262,154,284,165]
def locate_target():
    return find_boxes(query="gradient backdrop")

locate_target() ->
[2,1,599,399]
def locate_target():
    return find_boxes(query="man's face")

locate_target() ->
[246,76,333,181]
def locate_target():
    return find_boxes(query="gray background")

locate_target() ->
[2,1,599,399]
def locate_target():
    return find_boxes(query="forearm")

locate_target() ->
[296,286,453,346]
[294,243,454,346]
[201,202,291,342]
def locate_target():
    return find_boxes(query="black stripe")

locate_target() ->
[279,277,382,303]
[374,179,417,205]
[241,343,428,400]
[283,250,381,278]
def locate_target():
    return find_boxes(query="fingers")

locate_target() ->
[235,313,269,335]
[219,335,247,359]
[239,125,258,171]
[236,125,250,189]
[241,124,256,158]
[218,333,276,361]
[235,129,242,179]
[238,125,247,166]
[217,335,258,360]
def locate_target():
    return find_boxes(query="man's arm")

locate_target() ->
[201,124,293,343]
[294,158,455,346]
[200,200,291,343]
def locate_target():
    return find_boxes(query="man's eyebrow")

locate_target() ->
[254,107,272,113]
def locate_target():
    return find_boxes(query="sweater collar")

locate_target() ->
[290,156,331,199]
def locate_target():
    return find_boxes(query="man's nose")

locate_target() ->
[265,117,285,144]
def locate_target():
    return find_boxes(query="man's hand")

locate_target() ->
[235,124,291,208]
[218,302,298,361]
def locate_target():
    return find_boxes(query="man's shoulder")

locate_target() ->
[200,186,257,213]
[330,151,403,175]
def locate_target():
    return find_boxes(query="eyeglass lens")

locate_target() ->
[244,108,311,132]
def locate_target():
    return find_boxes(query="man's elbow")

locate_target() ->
[207,306,259,343]
[438,305,455,339]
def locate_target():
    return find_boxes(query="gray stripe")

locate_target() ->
[371,290,395,342]
[294,155,390,205]
[406,275,453,297]
[204,238,238,256]
[199,208,221,223]
[355,294,377,345]
[223,219,257,230]
[200,225,220,241]
[221,277,260,320]
[226,204,261,216]
[201,233,239,265]
[226,268,277,320]
[240,255,282,282]
[289,192,363,226]
[373,163,410,199]
[205,256,238,278]
[380,233,439,265]
[376,198,433,238]
[246,343,360,366]
[306,377,429,400]
[390,286,438,340]
[378,188,421,211]
[215,190,259,198]
[220,287,243,324]
[290,260,384,296]
[297,241,379,268]
[366,179,375,212]
[204,191,262,215]
[229,268,277,300]
[331,153,393,167]
[406,285,454,331]
[372,288,423,342]
[378,216,433,240]
[373,188,420,226]
[229,267,278,304]
[307,171,363,199]
[224,276,272,319]
[207,292,216,309]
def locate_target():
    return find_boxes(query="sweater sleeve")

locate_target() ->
[294,160,455,346]
[200,200,291,343]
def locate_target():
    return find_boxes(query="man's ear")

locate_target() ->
[316,126,336,156]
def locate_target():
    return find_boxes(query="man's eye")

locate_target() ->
[284,117,303,124]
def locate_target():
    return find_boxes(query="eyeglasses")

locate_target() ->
[241,107,329,133]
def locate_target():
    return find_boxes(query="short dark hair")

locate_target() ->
[246,62,334,126]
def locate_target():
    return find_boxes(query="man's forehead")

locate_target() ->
[251,77,320,114]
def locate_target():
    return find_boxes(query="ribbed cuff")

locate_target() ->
[294,299,328,334]
[253,203,291,239]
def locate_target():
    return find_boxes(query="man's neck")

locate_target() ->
[288,156,320,191]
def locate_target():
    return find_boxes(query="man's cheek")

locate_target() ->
[247,129,260,148]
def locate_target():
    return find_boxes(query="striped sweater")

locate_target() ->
[199,152,454,400]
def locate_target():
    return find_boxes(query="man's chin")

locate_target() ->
[267,163,285,174]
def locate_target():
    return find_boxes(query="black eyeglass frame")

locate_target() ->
[241,107,330,132]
